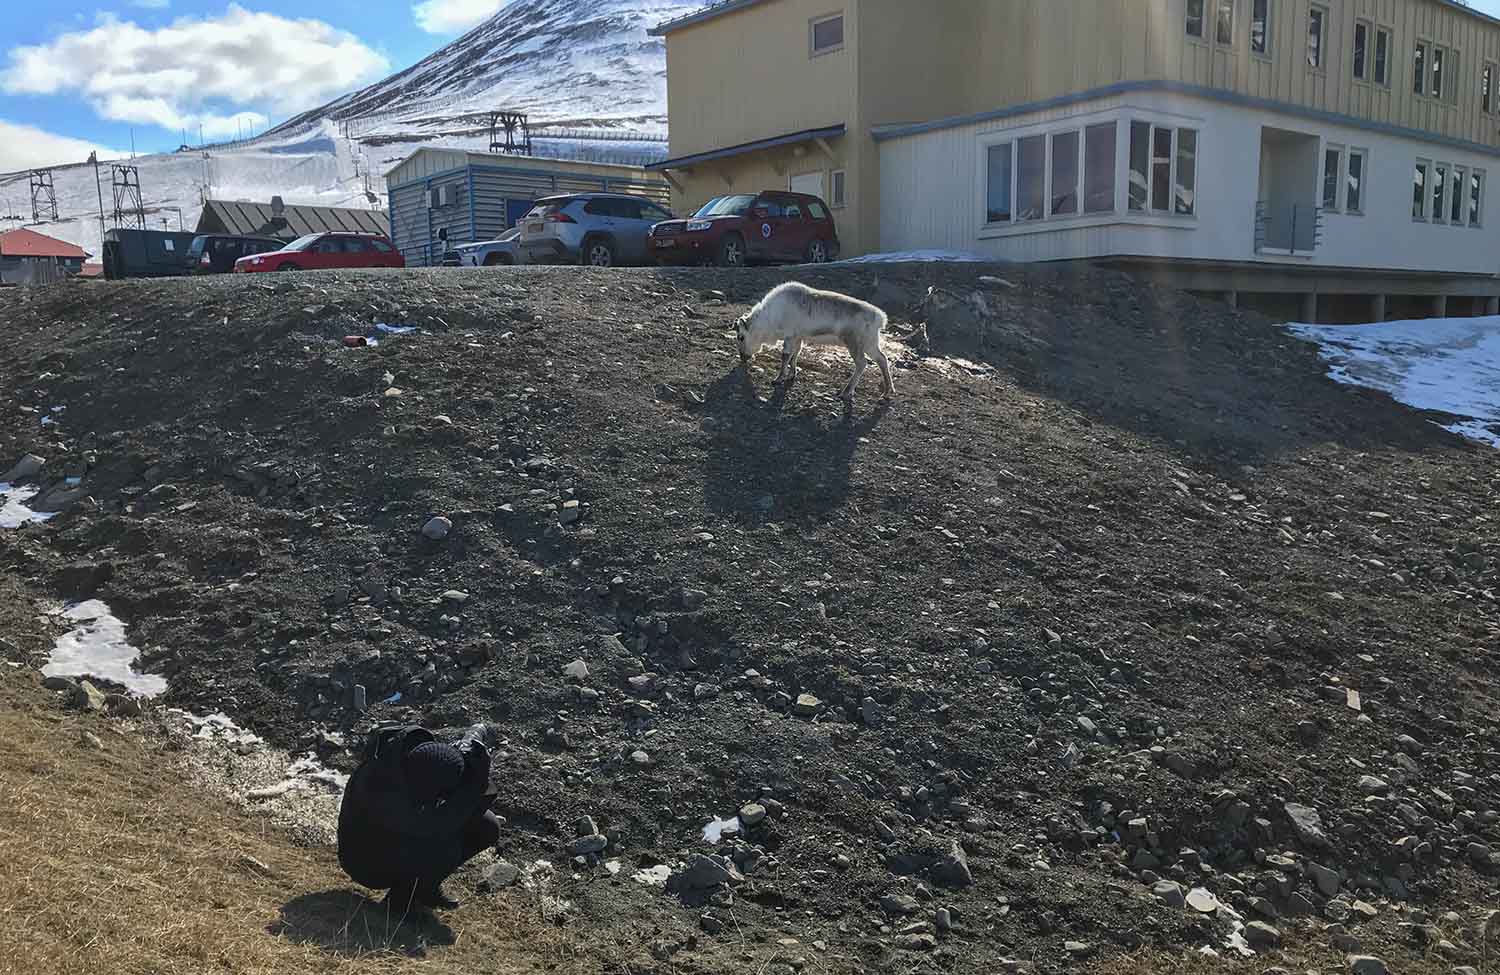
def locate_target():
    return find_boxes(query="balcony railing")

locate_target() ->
[1255,201,1323,255]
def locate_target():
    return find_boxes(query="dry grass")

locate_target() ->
[0,671,601,975]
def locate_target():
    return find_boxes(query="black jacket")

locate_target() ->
[337,725,495,888]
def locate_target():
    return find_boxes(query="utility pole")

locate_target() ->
[90,151,105,248]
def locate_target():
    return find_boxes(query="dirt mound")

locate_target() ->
[0,264,1496,974]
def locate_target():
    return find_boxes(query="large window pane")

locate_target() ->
[1186,0,1205,37]
[811,15,843,53]
[1353,23,1368,79]
[1084,122,1117,213]
[1375,30,1390,84]
[1434,163,1448,221]
[1216,0,1234,45]
[1252,0,1270,54]
[1050,130,1080,216]
[1128,121,1151,211]
[1151,126,1173,212]
[1308,7,1325,67]
[1415,44,1427,95]
[1016,135,1045,221]
[1323,149,1342,210]
[986,143,1012,224]
[1175,129,1197,215]
[1452,168,1465,223]
[1470,171,1484,226]
[1413,162,1428,219]
[1346,151,1364,213]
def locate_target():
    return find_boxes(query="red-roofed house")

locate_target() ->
[0,228,90,285]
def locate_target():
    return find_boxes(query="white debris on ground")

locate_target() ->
[1287,316,1500,447]
[702,815,741,844]
[834,249,992,265]
[163,709,347,846]
[42,600,168,696]
[0,483,57,529]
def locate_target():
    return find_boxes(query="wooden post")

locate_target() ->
[1372,294,1387,323]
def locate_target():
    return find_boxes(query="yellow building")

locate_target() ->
[653,0,1500,317]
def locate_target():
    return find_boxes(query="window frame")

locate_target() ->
[1469,169,1486,228]
[1414,41,1428,96]
[983,141,1015,228]
[1083,121,1118,215]
[830,169,847,208]
[1250,0,1271,57]
[1307,5,1328,70]
[1345,148,1368,216]
[1485,62,1497,114]
[1214,0,1235,47]
[1450,166,1467,225]
[1128,120,1199,218]
[1433,161,1449,224]
[978,118,1131,234]
[1352,20,1371,82]
[1413,159,1432,221]
[1322,144,1345,213]
[1049,129,1081,217]
[1186,0,1206,40]
[1373,27,1392,87]
[809,12,844,58]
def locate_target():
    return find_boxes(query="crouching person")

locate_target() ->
[338,724,500,911]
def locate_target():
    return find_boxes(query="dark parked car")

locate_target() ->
[233,233,405,273]
[186,234,283,274]
[650,191,840,267]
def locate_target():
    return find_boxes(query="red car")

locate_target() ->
[233,233,405,272]
[650,191,840,267]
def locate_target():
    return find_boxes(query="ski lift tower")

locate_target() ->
[29,170,58,223]
[488,111,533,156]
[110,164,146,230]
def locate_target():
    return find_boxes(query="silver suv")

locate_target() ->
[518,193,676,267]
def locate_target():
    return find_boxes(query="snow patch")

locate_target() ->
[834,249,992,265]
[42,600,167,697]
[1287,316,1500,447]
[702,815,741,843]
[0,483,57,528]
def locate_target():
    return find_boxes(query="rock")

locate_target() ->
[1467,842,1492,867]
[935,907,953,931]
[79,730,105,750]
[700,913,724,934]
[1153,880,1186,908]
[693,682,720,700]
[421,516,452,540]
[739,803,767,827]
[1348,957,1388,975]
[440,590,470,604]
[932,839,973,888]
[1244,921,1282,948]
[41,675,78,693]
[881,893,920,916]
[106,693,142,718]
[562,659,589,681]
[1308,861,1341,897]
[1286,893,1315,917]
[1357,775,1389,795]
[2,453,46,482]
[1132,848,1161,871]
[629,750,652,767]
[1186,888,1219,914]
[1331,931,1363,952]
[483,860,521,889]
[72,680,107,712]
[572,834,608,855]
[1395,734,1423,755]
[861,697,882,726]
[1285,802,1331,849]
[1351,900,1379,919]
[57,562,113,598]
[1063,941,1094,957]
[671,854,734,892]
[792,693,821,717]
[575,815,598,836]
[895,934,937,952]
[558,500,582,525]
[679,588,708,610]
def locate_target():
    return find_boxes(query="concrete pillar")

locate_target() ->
[1224,290,1239,309]
[1301,292,1318,323]
[1432,295,1448,319]
[1372,294,1387,323]
[1486,296,1499,316]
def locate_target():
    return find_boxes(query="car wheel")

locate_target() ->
[277,262,299,271]
[718,234,746,268]
[807,239,830,264]
[584,238,615,268]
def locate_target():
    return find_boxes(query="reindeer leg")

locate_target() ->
[871,342,895,398]
[842,342,868,401]
[778,337,803,385]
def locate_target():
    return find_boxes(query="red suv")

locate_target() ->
[234,233,405,272]
[650,191,840,267]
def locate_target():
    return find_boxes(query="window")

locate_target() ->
[1451,167,1466,224]
[1251,0,1270,54]
[986,143,1013,224]
[830,169,846,207]
[1485,63,1496,113]
[642,202,674,222]
[807,201,829,220]
[1414,43,1427,95]
[811,13,843,55]
[1050,130,1080,216]
[1152,127,1173,212]
[1432,47,1446,99]
[783,201,804,220]
[342,238,370,253]
[1353,21,1369,80]
[1470,170,1485,226]
[1308,6,1326,67]
[1084,122,1117,213]
[1323,146,1343,211]
[1016,135,1046,221]
[1346,149,1366,214]
[1374,28,1391,85]
[1175,129,1198,215]
[1128,121,1151,211]
[1433,163,1448,223]
[1414,160,1430,219]
[370,239,394,253]
[1186,0,1205,38]
[756,198,785,218]
[1216,0,1234,46]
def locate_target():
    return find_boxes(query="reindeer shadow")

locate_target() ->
[700,365,891,522]
[269,889,456,958]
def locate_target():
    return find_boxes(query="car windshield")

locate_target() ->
[525,198,575,219]
[695,195,756,218]
[283,234,321,252]
[187,237,209,257]
[499,228,521,242]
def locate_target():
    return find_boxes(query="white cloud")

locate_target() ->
[0,118,124,173]
[412,0,508,34]
[2,6,388,136]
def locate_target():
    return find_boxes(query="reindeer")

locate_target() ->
[735,282,895,401]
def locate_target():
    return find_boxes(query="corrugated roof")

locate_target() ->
[198,199,390,239]
[0,227,88,259]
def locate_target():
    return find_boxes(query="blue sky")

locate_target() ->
[6,0,1500,171]
[0,0,514,170]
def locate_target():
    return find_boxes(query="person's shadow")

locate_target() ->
[270,890,455,957]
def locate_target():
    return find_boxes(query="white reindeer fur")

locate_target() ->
[735,282,895,400]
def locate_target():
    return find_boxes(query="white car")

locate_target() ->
[455,227,525,267]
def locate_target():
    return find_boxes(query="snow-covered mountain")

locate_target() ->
[0,0,696,261]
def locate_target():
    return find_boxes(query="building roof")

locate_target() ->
[197,199,389,239]
[648,124,846,171]
[0,227,88,259]
[650,0,774,36]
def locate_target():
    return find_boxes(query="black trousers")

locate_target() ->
[343,810,501,894]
